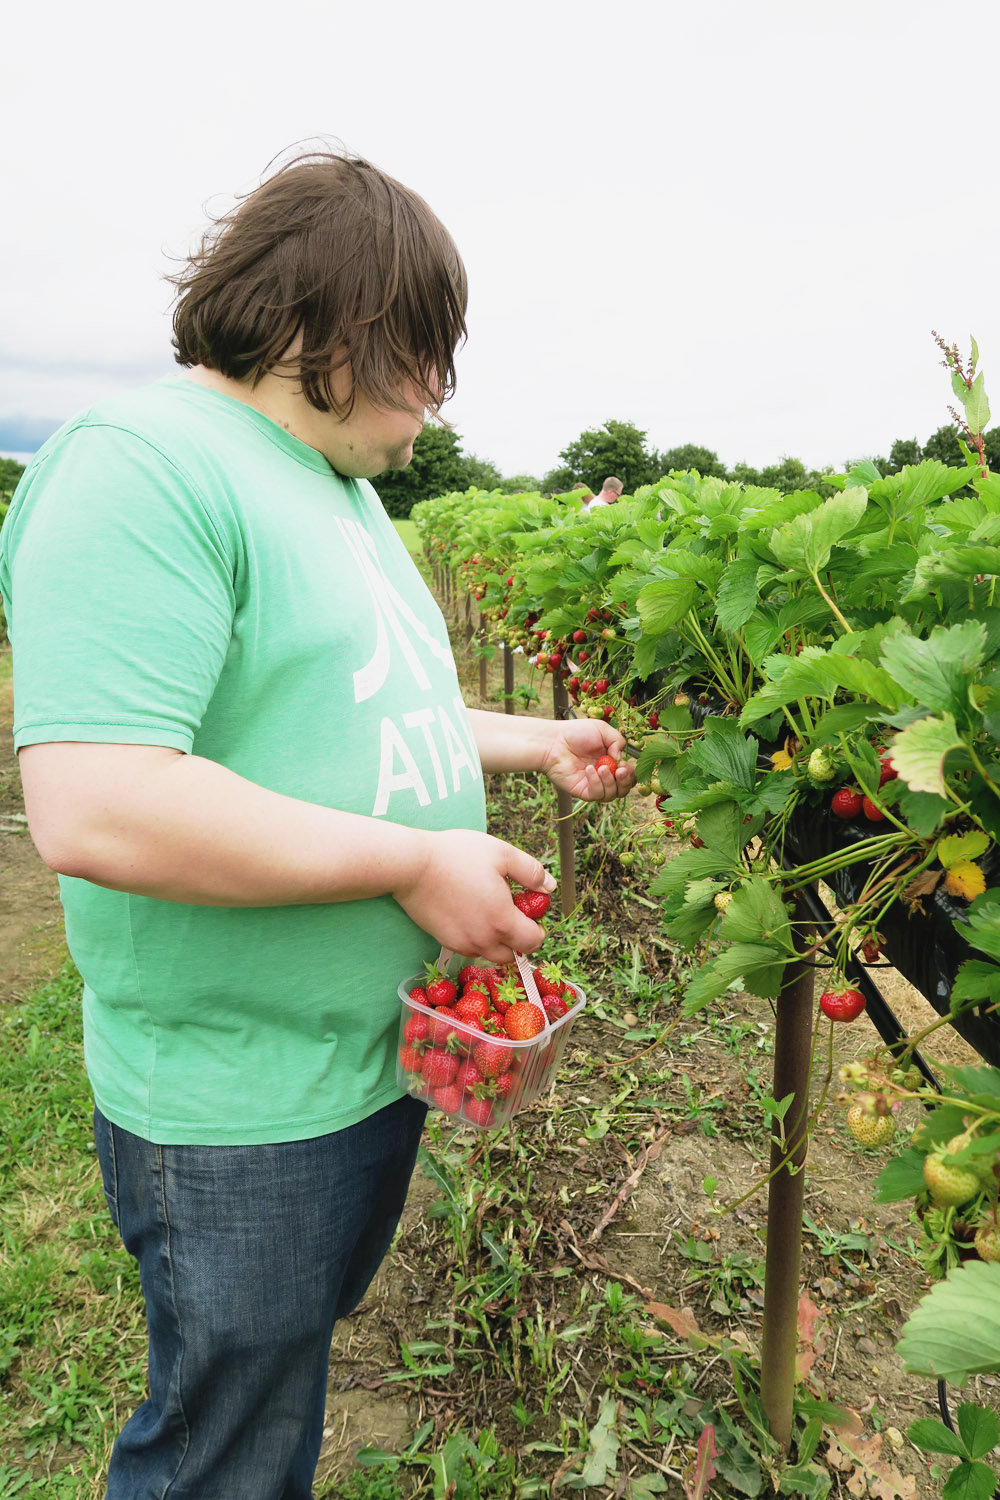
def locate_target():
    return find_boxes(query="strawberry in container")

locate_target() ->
[395,888,585,1129]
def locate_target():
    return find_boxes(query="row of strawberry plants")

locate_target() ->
[414,345,1000,1453]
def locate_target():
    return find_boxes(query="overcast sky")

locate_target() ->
[3,0,997,480]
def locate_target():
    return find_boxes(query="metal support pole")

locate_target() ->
[464,593,473,655]
[551,676,577,914]
[478,613,488,700]
[503,644,515,715]
[759,892,815,1450]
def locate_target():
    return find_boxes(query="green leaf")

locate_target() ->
[942,1460,997,1500]
[964,897,1000,962]
[952,961,1000,1005]
[964,371,992,435]
[889,712,963,797]
[566,1390,620,1488]
[637,577,699,634]
[873,1145,928,1203]
[651,847,740,898]
[697,801,751,858]
[939,831,991,869]
[719,877,792,951]
[897,1260,1000,1381]
[906,1418,968,1457]
[880,621,987,714]
[957,1402,1000,1460]
[687,720,759,792]
[769,488,868,574]
[896,784,952,837]
[714,1440,764,1496]
[684,942,787,1010]
[635,733,684,783]
[716,559,762,630]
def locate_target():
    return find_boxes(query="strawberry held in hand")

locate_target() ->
[512,888,551,921]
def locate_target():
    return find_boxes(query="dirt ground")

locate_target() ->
[0,656,67,1003]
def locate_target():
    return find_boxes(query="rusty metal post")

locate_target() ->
[503,644,515,715]
[551,675,577,914]
[478,611,488,700]
[759,892,815,1450]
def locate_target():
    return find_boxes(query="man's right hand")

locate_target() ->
[393,828,556,964]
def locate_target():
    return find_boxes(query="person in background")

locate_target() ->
[0,147,635,1500]
[586,476,624,510]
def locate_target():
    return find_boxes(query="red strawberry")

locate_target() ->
[819,986,866,1023]
[458,965,491,987]
[464,1097,496,1127]
[594,753,619,775]
[473,1037,515,1077]
[432,1082,464,1113]
[430,1007,460,1046]
[860,936,882,963]
[504,1002,546,1040]
[492,979,521,1015]
[878,749,897,785]
[862,796,886,822]
[425,968,457,1006]
[455,992,490,1024]
[573,629,588,643]
[408,985,428,1004]
[398,1043,424,1074]
[512,889,552,921]
[403,1014,430,1046]
[421,1049,459,1086]
[532,966,565,998]
[831,787,862,819]
[594,678,609,695]
[455,1060,486,1094]
[648,711,660,729]
[493,1071,515,1099]
[541,994,570,1021]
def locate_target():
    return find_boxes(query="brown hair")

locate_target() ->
[170,150,467,418]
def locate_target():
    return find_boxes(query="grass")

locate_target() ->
[392,518,421,557]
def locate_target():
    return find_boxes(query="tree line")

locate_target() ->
[376,418,1000,517]
[4,423,999,524]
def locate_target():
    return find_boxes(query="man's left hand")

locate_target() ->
[541,718,636,802]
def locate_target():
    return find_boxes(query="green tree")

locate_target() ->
[885,437,922,473]
[497,474,542,495]
[0,456,25,496]
[728,455,834,495]
[542,419,661,495]
[375,426,502,517]
[658,443,726,478]
[921,424,966,468]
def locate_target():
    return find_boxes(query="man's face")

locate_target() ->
[321,377,428,479]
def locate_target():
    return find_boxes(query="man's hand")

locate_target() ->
[540,717,636,802]
[392,829,555,964]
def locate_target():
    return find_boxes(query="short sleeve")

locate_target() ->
[2,422,238,753]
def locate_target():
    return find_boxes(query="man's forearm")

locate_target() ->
[19,742,428,906]
[466,709,558,775]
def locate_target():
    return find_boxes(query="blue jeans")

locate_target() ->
[94,1095,427,1500]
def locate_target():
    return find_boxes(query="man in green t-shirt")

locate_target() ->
[0,150,634,1498]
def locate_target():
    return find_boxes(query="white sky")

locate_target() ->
[2,0,997,478]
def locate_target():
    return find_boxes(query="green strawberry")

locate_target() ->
[847,1103,896,1148]
[808,747,836,782]
[924,1151,981,1207]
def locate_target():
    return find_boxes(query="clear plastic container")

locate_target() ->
[395,953,585,1130]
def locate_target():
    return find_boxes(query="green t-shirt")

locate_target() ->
[0,377,487,1144]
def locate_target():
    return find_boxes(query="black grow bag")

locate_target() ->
[785,805,1000,1067]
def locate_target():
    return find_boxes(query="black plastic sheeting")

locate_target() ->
[784,807,1000,1067]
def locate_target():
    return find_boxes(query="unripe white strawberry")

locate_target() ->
[713,891,733,913]
[924,1150,981,1207]
[808,747,836,782]
[846,1103,896,1148]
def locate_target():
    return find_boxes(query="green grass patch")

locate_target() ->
[392,518,422,557]
[0,644,11,689]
